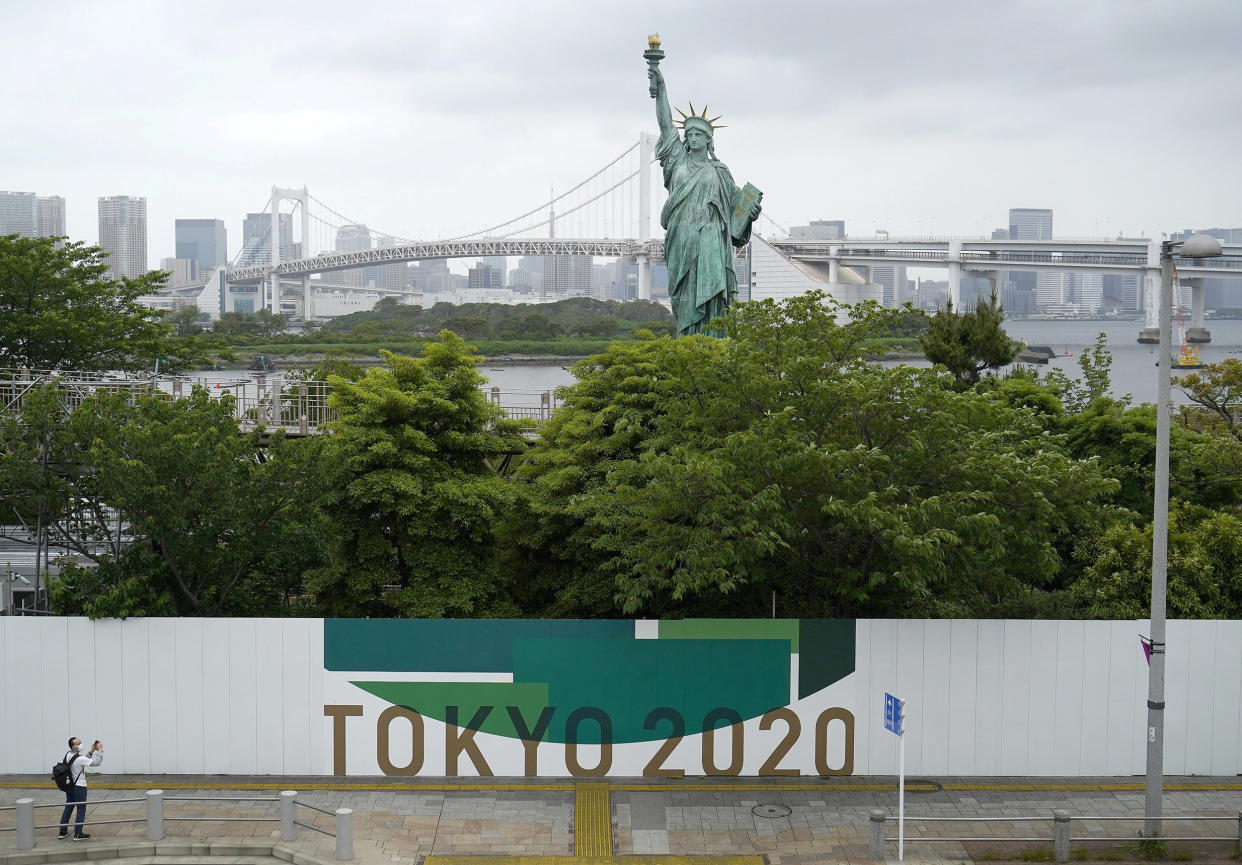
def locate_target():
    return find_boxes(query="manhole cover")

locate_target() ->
[752,803,792,819]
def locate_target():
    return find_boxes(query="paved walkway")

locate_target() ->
[1,776,1239,865]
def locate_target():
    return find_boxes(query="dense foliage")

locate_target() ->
[502,293,1117,618]
[0,235,182,371]
[305,337,526,618]
[4,387,336,617]
[3,230,1242,621]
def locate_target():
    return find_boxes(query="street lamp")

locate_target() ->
[1145,233,1223,836]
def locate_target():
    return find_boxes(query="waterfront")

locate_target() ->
[1001,318,1242,404]
[472,319,1242,406]
[171,318,1242,409]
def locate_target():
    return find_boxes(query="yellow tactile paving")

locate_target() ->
[573,783,612,858]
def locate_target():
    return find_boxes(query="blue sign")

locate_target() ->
[884,692,904,736]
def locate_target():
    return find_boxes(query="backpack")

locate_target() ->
[52,751,76,793]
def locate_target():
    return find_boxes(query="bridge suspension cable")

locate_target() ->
[494,168,641,239]
[307,193,412,246]
[447,140,640,240]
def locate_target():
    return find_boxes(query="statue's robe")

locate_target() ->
[656,128,751,337]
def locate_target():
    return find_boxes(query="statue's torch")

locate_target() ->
[644,33,664,98]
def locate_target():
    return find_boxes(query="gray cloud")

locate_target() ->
[2,0,1239,263]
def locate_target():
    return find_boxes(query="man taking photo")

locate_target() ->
[58,738,103,840]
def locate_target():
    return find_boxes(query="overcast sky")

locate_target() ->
[4,0,1240,268]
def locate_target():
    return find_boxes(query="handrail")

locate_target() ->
[869,808,1242,863]
[297,801,340,816]
[6,790,354,860]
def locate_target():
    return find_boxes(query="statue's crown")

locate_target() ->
[675,102,725,132]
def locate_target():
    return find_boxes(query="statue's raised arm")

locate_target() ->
[644,34,673,138]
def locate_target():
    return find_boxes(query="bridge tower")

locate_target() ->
[637,132,656,300]
[270,186,311,320]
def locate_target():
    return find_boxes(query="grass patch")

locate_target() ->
[1132,838,1168,861]
[1019,850,1056,862]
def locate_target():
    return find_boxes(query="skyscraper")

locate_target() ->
[238,212,293,266]
[0,191,38,237]
[542,255,592,300]
[97,196,148,279]
[37,196,65,239]
[1008,208,1060,310]
[335,224,371,287]
[175,218,227,279]
[1008,209,1053,240]
[790,219,846,240]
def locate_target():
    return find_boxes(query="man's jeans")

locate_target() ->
[59,785,87,835]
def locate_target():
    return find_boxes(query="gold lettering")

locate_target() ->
[506,706,555,777]
[445,706,494,777]
[377,705,425,776]
[815,707,855,776]
[323,704,363,776]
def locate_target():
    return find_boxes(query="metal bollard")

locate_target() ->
[146,789,164,841]
[334,807,354,861]
[1053,809,1071,863]
[868,809,886,861]
[280,790,298,842]
[1236,811,1241,856]
[16,798,34,850]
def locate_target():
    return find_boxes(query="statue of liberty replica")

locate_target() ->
[645,34,762,337]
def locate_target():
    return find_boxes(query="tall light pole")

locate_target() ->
[1145,233,1223,836]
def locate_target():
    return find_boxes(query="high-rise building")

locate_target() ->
[542,255,592,300]
[790,219,846,240]
[867,264,908,307]
[1070,273,1103,313]
[160,257,196,286]
[1008,209,1053,240]
[0,191,39,237]
[467,262,503,289]
[368,236,409,290]
[2,192,65,240]
[334,224,371,287]
[97,195,148,279]
[1007,208,1060,310]
[175,218,227,280]
[37,196,65,239]
[238,212,293,266]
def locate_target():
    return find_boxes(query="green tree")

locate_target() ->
[505,292,1116,618]
[307,335,525,617]
[517,312,562,339]
[1072,503,1242,618]
[921,293,1022,389]
[439,316,492,338]
[161,304,206,336]
[45,388,336,617]
[1176,357,1242,437]
[0,235,171,370]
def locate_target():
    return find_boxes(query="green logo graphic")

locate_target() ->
[325,619,854,744]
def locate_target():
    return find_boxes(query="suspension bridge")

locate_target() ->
[169,131,1242,342]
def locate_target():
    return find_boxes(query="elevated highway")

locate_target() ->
[771,237,1242,341]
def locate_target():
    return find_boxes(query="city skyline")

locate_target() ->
[3,0,1239,271]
